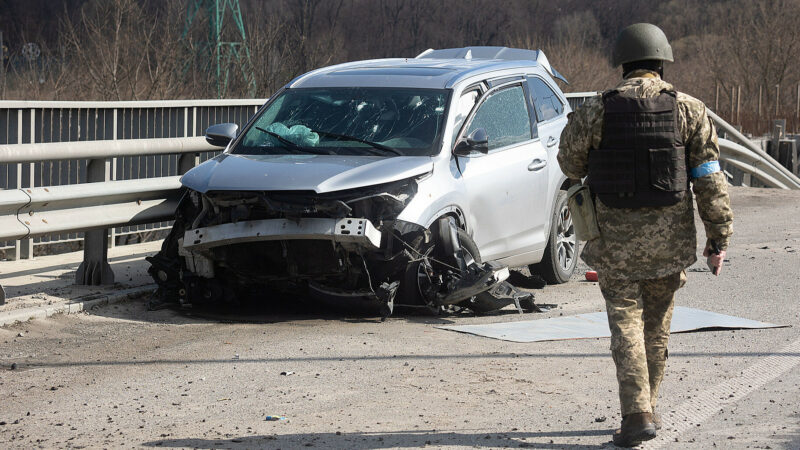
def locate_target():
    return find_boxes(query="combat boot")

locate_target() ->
[612,412,657,447]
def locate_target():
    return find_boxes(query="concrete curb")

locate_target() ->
[0,284,156,327]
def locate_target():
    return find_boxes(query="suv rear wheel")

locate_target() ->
[530,191,579,284]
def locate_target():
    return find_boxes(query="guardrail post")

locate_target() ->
[15,110,34,260]
[24,110,35,259]
[178,153,200,174]
[75,158,114,285]
[109,108,118,249]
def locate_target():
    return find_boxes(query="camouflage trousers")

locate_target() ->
[598,270,687,416]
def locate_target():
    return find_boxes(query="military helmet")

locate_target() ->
[612,23,673,67]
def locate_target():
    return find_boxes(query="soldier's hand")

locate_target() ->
[703,245,726,276]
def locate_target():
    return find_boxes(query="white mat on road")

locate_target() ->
[437,306,785,343]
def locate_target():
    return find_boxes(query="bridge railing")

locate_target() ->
[1,95,798,304]
[0,98,266,304]
[0,135,226,301]
[0,99,266,261]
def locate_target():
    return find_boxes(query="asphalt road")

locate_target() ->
[1,186,799,449]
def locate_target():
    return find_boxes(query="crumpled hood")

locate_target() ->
[181,153,434,194]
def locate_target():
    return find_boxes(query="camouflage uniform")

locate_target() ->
[557,71,733,416]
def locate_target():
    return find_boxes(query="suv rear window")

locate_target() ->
[528,77,564,122]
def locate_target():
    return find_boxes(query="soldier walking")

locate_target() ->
[557,23,734,447]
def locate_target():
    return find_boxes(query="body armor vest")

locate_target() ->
[588,89,688,209]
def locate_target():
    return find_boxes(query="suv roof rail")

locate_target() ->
[416,46,568,84]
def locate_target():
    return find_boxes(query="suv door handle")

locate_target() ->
[546,136,558,148]
[528,159,547,171]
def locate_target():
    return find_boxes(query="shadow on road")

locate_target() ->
[779,412,800,450]
[86,288,544,327]
[141,429,615,449]
[88,295,462,326]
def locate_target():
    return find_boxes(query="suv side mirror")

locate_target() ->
[453,128,489,156]
[205,123,239,147]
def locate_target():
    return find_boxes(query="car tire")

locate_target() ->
[397,218,481,314]
[397,255,438,314]
[530,191,579,284]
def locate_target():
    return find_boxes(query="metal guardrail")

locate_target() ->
[708,109,800,189]
[0,176,182,291]
[718,138,800,189]
[0,135,219,301]
[0,177,182,242]
[564,92,598,111]
[0,98,266,304]
[0,98,266,260]
[0,136,219,163]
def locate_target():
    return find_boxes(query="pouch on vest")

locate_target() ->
[567,184,600,241]
[649,146,687,191]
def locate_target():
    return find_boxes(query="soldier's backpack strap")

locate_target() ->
[659,89,691,184]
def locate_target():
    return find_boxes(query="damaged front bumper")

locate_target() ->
[148,184,537,317]
[183,217,382,251]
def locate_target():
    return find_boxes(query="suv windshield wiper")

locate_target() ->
[311,129,403,156]
[254,126,331,155]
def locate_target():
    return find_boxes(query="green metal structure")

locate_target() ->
[184,0,257,98]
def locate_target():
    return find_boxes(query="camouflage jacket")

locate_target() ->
[557,72,733,280]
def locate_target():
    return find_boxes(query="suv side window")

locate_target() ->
[466,85,532,151]
[528,77,564,122]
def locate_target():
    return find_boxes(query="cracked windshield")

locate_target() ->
[234,87,449,157]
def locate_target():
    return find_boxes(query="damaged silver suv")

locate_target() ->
[148,47,578,316]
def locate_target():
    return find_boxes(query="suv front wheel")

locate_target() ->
[530,191,579,284]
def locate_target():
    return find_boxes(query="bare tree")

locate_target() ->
[553,10,603,48]
[243,2,292,97]
[61,0,189,100]
[701,0,800,130]
[2,39,72,100]
[280,0,345,74]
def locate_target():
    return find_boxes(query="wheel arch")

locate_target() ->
[543,175,571,239]
[422,205,468,232]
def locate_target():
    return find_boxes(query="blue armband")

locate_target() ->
[690,160,721,179]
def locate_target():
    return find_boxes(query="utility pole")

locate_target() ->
[758,85,763,133]
[758,85,762,116]
[715,84,719,112]
[776,84,780,117]
[183,0,257,98]
[0,30,5,87]
[736,85,741,124]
